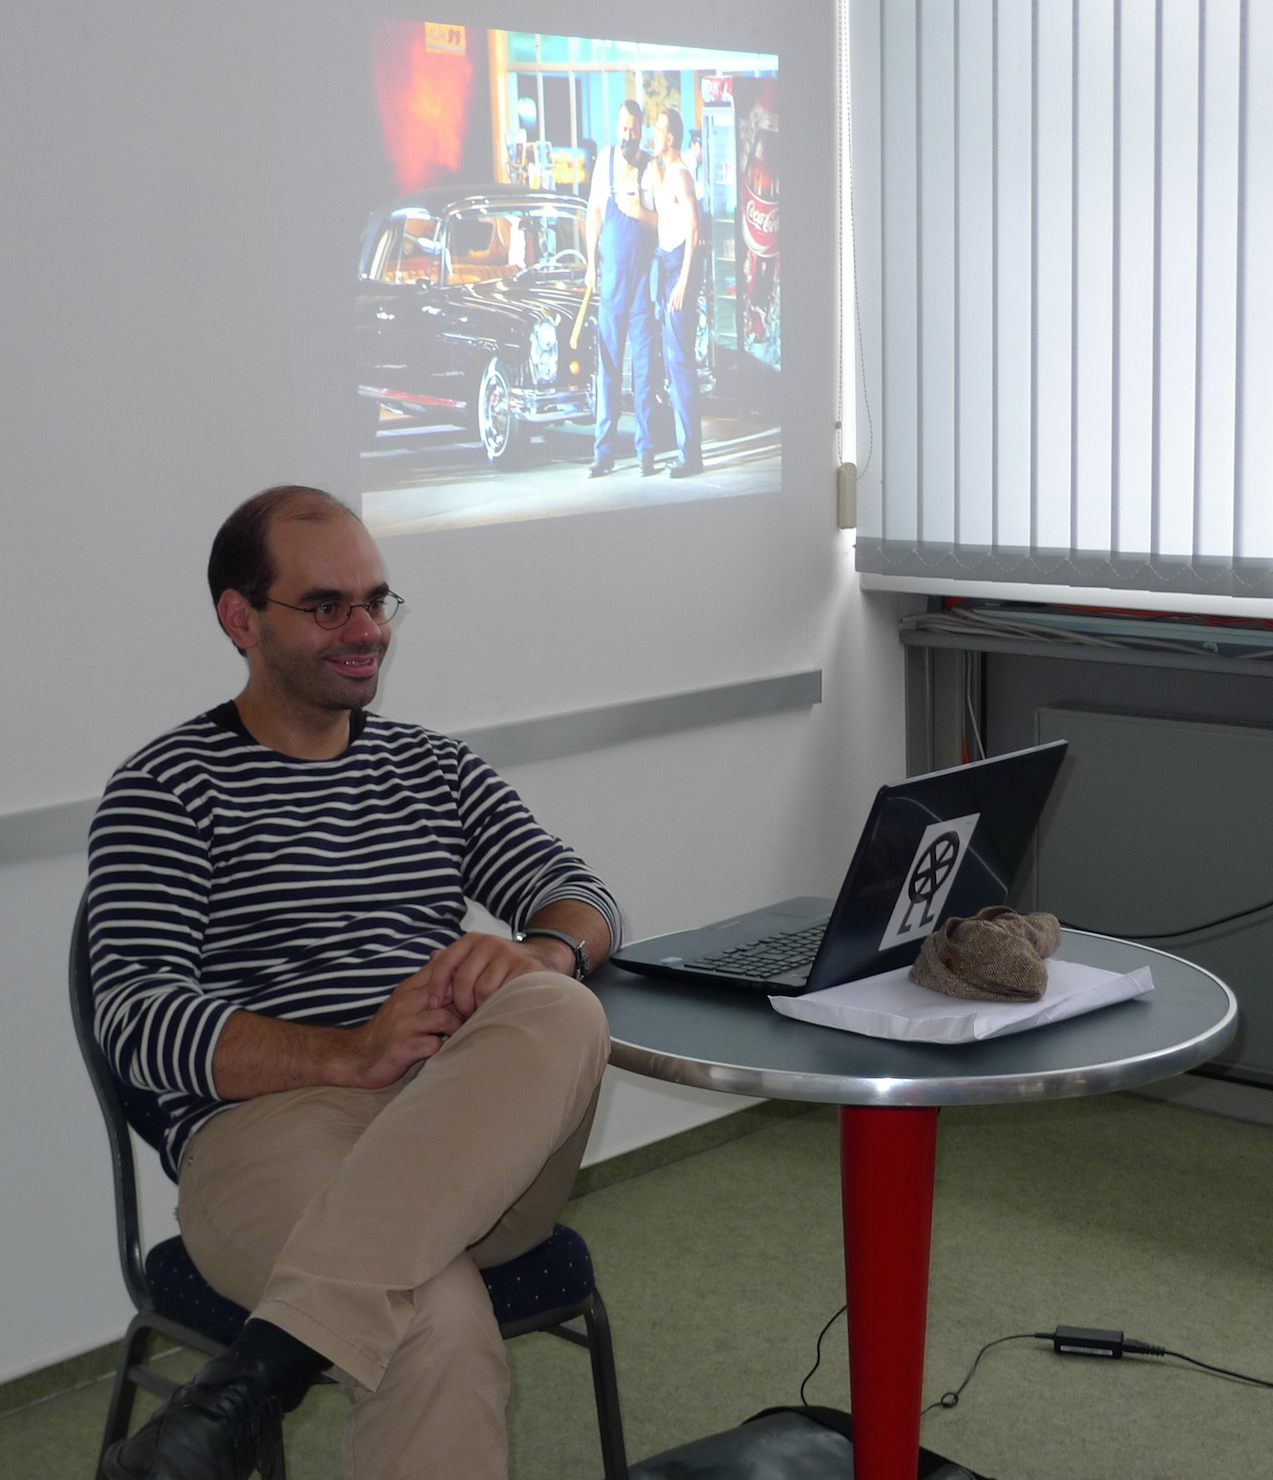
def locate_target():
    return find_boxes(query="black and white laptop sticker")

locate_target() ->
[878,813,980,953]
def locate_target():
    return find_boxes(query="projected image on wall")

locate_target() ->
[358,21,780,535]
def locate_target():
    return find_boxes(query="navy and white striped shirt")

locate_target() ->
[88,702,621,1176]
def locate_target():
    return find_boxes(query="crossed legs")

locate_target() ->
[177,971,609,1480]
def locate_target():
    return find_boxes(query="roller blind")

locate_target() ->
[849,0,1273,607]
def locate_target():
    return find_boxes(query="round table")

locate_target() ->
[589,930,1237,1480]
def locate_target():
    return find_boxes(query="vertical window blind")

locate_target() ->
[849,0,1273,607]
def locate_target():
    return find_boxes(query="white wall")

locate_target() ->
[0,0,906,1382]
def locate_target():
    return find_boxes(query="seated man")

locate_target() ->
[91,485,618,1480]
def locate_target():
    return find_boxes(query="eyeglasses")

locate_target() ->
[265,592,404,630]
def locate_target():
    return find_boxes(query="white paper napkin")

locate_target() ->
[769,957,1154,1043]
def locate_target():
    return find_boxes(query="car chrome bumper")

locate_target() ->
[509,387,593,422]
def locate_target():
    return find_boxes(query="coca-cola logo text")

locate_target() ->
[743,196,779,253]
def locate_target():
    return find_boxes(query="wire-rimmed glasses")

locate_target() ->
[265,592,404,629]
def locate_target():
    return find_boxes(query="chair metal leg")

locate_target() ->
[581,1291,628,1480]
[97,1315,156,1477]
[257,1417,288,1480]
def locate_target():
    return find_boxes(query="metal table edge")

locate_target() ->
[604,929,1240,1108]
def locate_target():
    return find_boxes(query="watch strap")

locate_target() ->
[517,927,590,980]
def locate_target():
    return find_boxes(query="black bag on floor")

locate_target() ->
[627,1405,993,1479]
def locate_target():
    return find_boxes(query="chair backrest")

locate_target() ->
[68,890,155,1313]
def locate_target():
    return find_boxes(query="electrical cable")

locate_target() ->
[922,1329,1273,1417]
[964,660,986,761]
[902,613,1273,941]
[801,1310,1273,1417]
[1060,895,1273,941]
[1148,1348,1273,1388]
[799,1305,846,1406]
[903,603,1273,937]
[921,1334,1039,1415]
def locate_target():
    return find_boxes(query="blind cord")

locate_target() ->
[835,0,845,468]
[838,0,874,481]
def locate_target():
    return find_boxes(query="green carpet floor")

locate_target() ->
[2,1094,1269,1478]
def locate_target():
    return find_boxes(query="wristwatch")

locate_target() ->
[516,927,591,980]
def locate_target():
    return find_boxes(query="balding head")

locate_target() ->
[208,485,358,618]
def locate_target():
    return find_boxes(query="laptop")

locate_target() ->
[613,741,1068,995]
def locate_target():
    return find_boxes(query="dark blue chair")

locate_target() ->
[70,895,628,1479]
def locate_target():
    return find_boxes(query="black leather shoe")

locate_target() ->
[667,458,704,479]
[640,452,658,476]
[588,455,614,478]
[102,1353,283,1480]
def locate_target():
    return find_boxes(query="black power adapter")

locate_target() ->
[1051,1326,1125,1358]
[1046,1327,1166,1360]
[811,1309,1273,1420]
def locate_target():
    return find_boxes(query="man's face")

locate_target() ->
[651,115,670,158]
[617,105,642,149]
[250,514,391,713]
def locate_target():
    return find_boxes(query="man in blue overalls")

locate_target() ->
[647,108,703,477]
[585,99,658,477]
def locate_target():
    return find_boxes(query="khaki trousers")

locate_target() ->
[176,971,610,1480]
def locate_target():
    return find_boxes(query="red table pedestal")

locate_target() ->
[840,1104,940,1480]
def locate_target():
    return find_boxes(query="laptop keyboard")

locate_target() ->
[686,921,829,981]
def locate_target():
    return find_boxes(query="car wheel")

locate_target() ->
[477,358,529,467]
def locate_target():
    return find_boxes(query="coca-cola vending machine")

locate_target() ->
[700,76,738,355]
[733,77,779,371]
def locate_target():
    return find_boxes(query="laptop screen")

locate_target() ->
[803,740,1068,992]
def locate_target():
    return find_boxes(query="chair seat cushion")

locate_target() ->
[481,1223,596,1326]
[145,1223,596,1346]
[145,1238,250,1346]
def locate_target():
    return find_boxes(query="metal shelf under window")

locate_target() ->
[900,602,1273,680]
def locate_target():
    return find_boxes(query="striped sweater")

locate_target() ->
[87,702,621,1175]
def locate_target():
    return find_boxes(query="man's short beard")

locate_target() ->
[620,140,642,166]
[257,622,383,712]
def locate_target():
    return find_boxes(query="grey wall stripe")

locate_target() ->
[457,670,823,769]
[0,671,823,867]
[0,800,101,869]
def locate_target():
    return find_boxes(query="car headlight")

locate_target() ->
[529,320,559,385]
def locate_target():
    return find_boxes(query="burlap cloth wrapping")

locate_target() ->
[910,905,1061,1003]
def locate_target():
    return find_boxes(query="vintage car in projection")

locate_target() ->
[356,186,598,467]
